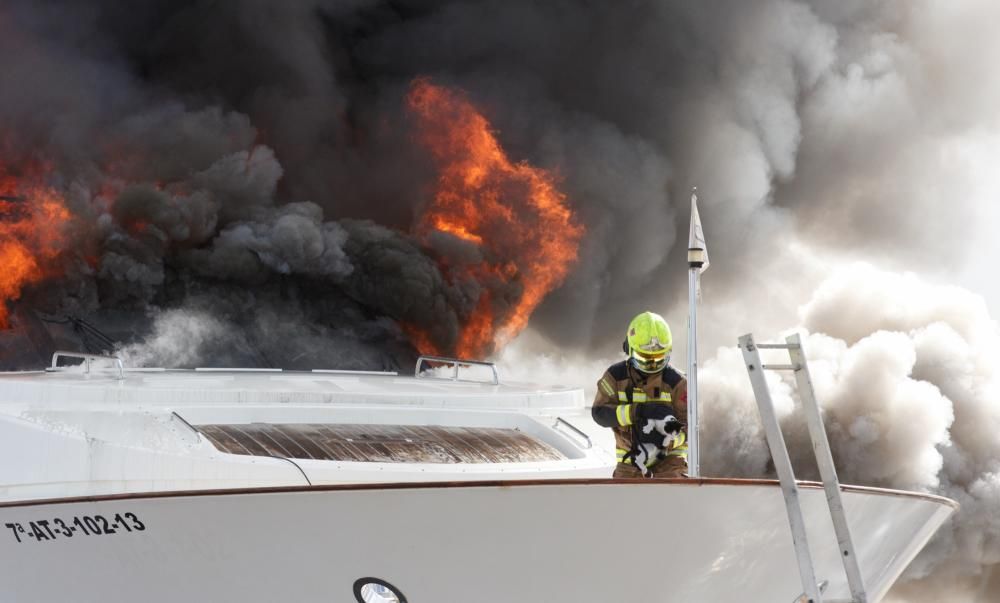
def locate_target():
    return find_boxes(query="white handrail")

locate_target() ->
[553,417,593,449]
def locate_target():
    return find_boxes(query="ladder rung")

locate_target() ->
[755,343,800,350]
[762,363,800,370]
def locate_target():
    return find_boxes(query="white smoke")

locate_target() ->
[781,265,1000,598]
[504,263,1000,600]
[117,308,235,368]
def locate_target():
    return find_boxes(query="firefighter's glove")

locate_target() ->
[636,402,676,421]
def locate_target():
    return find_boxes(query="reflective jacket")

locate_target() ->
[591,360,688,466]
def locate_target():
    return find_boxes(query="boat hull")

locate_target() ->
[0,479,954,603]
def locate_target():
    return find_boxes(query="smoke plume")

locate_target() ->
[697,264,1000,600]
[2,1,1000,599]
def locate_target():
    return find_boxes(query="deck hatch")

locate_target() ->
[197,423,566,463]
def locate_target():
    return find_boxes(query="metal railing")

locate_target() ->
[414,355,500,385]
[552,417,592,449]
[49,351,125,380]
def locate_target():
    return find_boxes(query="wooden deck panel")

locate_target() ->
[197,423,566,463]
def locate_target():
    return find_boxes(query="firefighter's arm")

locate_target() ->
[591,372,626,428]
[592,372,675,428]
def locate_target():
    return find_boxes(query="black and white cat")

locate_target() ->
[632,416,682,477]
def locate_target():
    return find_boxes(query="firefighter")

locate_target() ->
[591,311,689,478]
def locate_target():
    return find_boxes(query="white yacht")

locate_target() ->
[0,351,955,603]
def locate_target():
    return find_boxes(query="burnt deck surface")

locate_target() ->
[197,423,565,463]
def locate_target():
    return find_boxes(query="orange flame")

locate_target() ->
[407,78,584,358]
[0,168,72,329]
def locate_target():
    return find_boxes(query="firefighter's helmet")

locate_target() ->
[624,311,672,373]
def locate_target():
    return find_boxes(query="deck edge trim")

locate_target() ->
[0,477,960,510]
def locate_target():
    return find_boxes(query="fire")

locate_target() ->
[407,78,584,358]
[0,167,72,329]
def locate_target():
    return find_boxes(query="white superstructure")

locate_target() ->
[0,359,609,502]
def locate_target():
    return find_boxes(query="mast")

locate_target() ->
[687,188,708,477]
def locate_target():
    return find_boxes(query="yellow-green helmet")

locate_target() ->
[625,311,672,373]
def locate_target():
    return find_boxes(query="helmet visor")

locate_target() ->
[631,348,668,373]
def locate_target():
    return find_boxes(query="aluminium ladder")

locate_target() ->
[739,333,868,603]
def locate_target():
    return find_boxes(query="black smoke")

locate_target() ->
[2,0,992,370]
